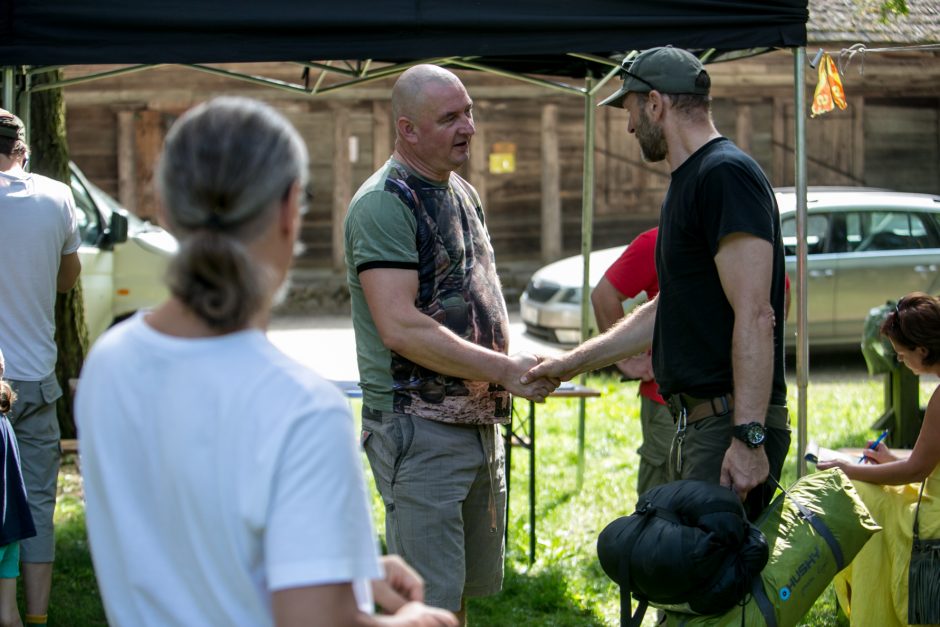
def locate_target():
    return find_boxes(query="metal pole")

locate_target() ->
[576,75,596,490]
[18,72,30,147]
[794,48,809,479]
[2,67,14,111]
[28,65,159,93]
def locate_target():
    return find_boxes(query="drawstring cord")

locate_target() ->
[482,425,499,532]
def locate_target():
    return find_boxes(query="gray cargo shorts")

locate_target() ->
[361,406,506,611]
[7,373,61,563]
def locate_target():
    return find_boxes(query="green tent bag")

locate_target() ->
[667,469,881,627]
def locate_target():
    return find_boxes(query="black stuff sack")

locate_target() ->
[597,480,769,627]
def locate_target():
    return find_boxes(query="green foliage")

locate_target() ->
[46,373,937,625]
[878,0,910,21]
[856,0,910,22]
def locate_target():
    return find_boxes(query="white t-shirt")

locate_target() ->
[0,168,80,381]
[76,313,382,626]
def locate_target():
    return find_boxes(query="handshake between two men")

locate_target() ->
[501,352,573,403]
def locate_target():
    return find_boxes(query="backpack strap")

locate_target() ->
[617,502,657,627]
[769,476,844,570]
[749,574,778,627]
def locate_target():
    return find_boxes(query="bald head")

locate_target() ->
[392,64,465,126]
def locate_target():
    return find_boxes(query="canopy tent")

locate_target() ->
[2,1,807,66]
[0,0,812,476]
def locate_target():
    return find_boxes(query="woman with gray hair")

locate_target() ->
[75,97,456,627]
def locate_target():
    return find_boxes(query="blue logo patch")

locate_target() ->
[779,587,791,601]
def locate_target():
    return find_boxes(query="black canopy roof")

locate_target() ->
[2,0,808,71]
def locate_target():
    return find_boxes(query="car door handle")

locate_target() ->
[914,265,937,273]
[808,269,834,278]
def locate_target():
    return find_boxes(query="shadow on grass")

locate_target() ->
[467,566,606,627]
[537,488,578,517]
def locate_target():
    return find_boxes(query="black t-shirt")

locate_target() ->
[653,137,787,406]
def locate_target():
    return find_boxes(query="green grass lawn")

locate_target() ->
[46,369,937,626]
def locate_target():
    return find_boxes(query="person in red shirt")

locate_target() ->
[592,228,671,496]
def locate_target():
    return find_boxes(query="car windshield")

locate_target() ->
[70,163,145,237]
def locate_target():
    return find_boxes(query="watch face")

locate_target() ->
[746,423,766,446]
[735,422,766,448]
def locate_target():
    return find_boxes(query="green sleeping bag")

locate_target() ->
[666,469,881,627]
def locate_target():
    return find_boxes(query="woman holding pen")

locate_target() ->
[818,292,940,626]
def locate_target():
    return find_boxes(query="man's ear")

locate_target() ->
[646,90,666,122]
[396,116,418,144]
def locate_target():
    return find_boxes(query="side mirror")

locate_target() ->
[97,211,129,250]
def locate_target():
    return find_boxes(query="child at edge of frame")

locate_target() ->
[0,349,37,627]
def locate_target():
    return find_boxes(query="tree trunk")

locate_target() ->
[29,70,87,439]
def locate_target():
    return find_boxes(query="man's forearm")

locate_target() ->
[730,305,775,425]
[551,297,657,380]
[386,312,514,383]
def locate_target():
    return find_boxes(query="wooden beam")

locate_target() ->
[332,105,351,271]
[735,103,752,154]
[372,101,391,171]
[115,109,137,215]
[133,109,163,221]
[468,104,487,210]
[852,96,865,185]
[772,97,786,186]
[541,103,561,262]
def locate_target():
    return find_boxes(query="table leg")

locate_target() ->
[529,399,536,564]
[576,396,586,490]
[503,417,512,552]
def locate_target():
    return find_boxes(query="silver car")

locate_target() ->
[520,187,940,348]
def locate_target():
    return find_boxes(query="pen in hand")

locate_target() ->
[858,429,889,464]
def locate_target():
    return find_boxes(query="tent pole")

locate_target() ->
[577,74,596,490]
[18,72,31,146]
[2,67,13,111]
[794,48,809,479]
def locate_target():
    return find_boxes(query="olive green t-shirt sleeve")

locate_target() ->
[346,190,419,273]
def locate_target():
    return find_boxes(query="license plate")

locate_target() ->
[521,302,538,325]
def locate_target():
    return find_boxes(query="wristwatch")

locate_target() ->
[732,422,767,448]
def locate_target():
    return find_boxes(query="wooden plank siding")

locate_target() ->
[61,50,940,280]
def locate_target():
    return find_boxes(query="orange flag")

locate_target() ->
[812,53,848,117]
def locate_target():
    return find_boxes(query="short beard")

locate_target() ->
[636,109,668,163]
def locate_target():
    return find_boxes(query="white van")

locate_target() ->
[70,162,177,343]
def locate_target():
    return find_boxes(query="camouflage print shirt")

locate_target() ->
[344,159,511,425]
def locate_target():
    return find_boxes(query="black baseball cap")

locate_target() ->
[599,46,711,109]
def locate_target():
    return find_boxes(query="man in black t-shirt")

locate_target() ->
[523,47,789,520]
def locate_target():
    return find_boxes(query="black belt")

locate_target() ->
[666,393,734,423]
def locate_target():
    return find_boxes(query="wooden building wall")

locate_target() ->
[62,49,940,278]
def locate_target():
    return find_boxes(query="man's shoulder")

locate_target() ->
[697,139,764,177]
[26,171,71,199]
[448,172,481,202]
[0,170,70,202]
[350,161,412,210]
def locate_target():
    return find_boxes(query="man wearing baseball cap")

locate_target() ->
[0,108,81,626]
[524,47,790,520]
